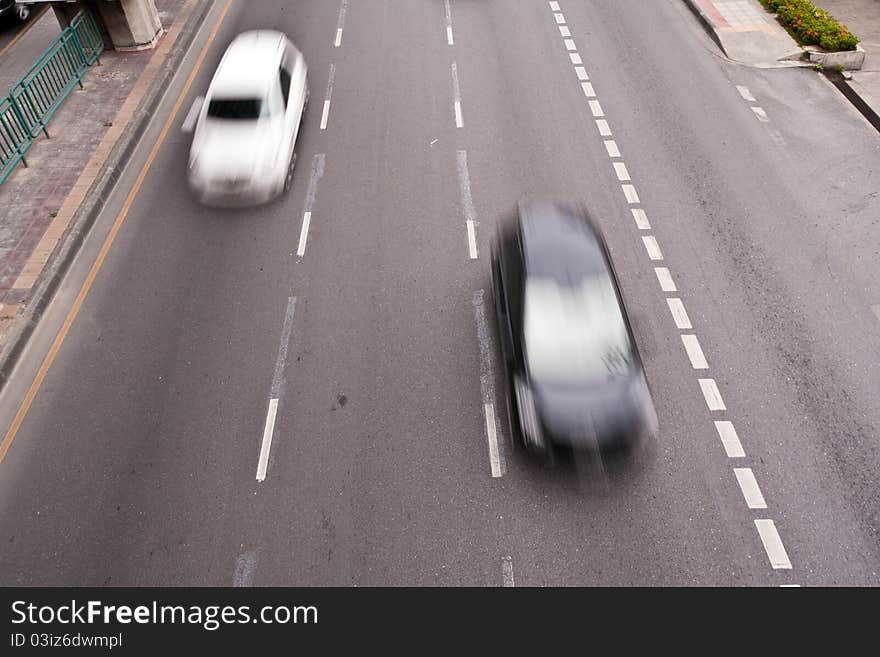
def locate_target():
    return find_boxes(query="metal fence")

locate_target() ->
[0,11,103,185]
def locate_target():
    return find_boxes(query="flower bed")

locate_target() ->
[758,0,858,51]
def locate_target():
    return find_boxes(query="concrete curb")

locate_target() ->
[681,0,725,53]
[0,0,213,393]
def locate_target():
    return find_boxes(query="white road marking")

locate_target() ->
[549,1,560,10]
[233,551,257,587]
[445,0,454,44]
[604,140,620,157]
[430,138,439,146]
[575,66,589,81]
[698,378,726,411]
[588,99,604,117]
[736,85,756,102]
[457,150,479,260]
[334,0,348,47]
[501,556,515,587]
[484,403,502,477]
[780,584,801,587]
[613,161,630,181]
[631,208,650,229]
[734,468,767,509]
[715,420,745,458]
[320,64,335,130]
[642,235,662,260]
[451,61,463,128]
[570,52,582,64]
[622,184,640,204]
[581,82,596,97]
[751,106,770,122]
[180,96,202,133]
[559,25,571,37]
[755,519,792,569]
[296,212,312,257]
[473,290,506,477]
[256,399,279,482]
[667,298,692,329]
[302,153,325,214]
[872,304,880,322]
[554,12,566,23]
[681,334,708,369]
[467,220,478,259]
[596,119,611,136]
[564,38,577,51]
[655,266,676,292]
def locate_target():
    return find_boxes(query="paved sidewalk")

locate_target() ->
[0,0,207,364]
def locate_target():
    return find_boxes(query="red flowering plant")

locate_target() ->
[758,0,858,51]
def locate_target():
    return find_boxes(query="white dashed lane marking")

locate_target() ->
[604,140,620,158]
[320,64,335,131]
[457,150,479,259]
[698,378,726,411]
[588,99,604,117]
[445,0,454,45]
[755,519,792,569]
[549,1,560,10]
[715,420,745,458]
[559,25,571,37]
[334,0,348,47]
[576,67,589,82]
[622,184,639,204]
[570,52,582,64]
[554,12,566,24]
[501,557,515,587]
[681,334,709,369]
[751,106,770,122]
[736,85,756,102]
[451,61,464,128]
[581,82,596,97]
[734,468,768,509]
[641,235,663,260]
[666,297,692,329]
[564,38,577,51]
[655,267,676,292]
[473,290,506,477]
[631,208,650,229]
[613,162,631,181]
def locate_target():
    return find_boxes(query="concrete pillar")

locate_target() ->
[51,0,163,51]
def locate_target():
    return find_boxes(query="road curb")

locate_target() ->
[0,0,213,393]
[681,0,725,53]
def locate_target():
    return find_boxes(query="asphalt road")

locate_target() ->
[0,0,879,586]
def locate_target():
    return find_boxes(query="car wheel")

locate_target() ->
[15,3,31,22]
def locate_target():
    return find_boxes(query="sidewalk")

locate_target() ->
[0,0,211,383]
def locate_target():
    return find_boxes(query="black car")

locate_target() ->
[0,1,31,24]
[490,199,657,457]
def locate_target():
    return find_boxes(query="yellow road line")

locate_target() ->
[0,0,235,464]
[0,5,49,61]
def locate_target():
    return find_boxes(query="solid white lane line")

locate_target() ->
[564,38,576,51]
[554,12,565,23]
[642,235,662,260]
[296,212,311,257]
[581,81,596,97]
[667,298,692,329]
[559,25,571,37]
[320,64,335,130]
[320,100,331,130]
[698,378,726,411]
[734,468,767,509]
[575,66,589,81]
[780,584,801,587]
[588,99,604,117]
[484,403,502,477]
[736,85,756,102]
[613,161,630,181]
[549,1,560,10]
[457,150,478,259]
[604,140,620,158]
[681,334,709,369]
[715,420,745,457]
[180,96,202,133]
[451,62,463,128]
[334,0,348,47]
[570,52,582,64]
[256,399,279,482]
[501,556,515,587]
[752,106,770,122]
[233,551,257,587]
[655,267,676,292]
[631,208,650,229]
[622,184,640,204]
[755,519,792,569]
[467,220,478,259]
[445,0,454,44]
[473,290,506,477]
[596,119,611,136]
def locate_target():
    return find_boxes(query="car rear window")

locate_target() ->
[206,98,267,120]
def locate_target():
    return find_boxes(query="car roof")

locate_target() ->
[518,200,609,281]
[209,30,289,99]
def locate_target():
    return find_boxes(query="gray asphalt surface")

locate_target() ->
[0,0,878,586]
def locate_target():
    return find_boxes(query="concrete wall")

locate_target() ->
[51,0,163,51]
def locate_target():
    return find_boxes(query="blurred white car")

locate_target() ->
[188,30,308,206]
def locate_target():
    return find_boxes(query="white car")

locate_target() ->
[188,30,308,206]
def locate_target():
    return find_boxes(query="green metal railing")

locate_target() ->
[0,11,104,185]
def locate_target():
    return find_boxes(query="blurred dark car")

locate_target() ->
[0,1,31,24]
[490,199,657,458]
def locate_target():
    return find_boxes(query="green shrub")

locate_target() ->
[758,0,858,51]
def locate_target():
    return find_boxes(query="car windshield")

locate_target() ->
[206,98,268,120]
[523,274,634,384]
